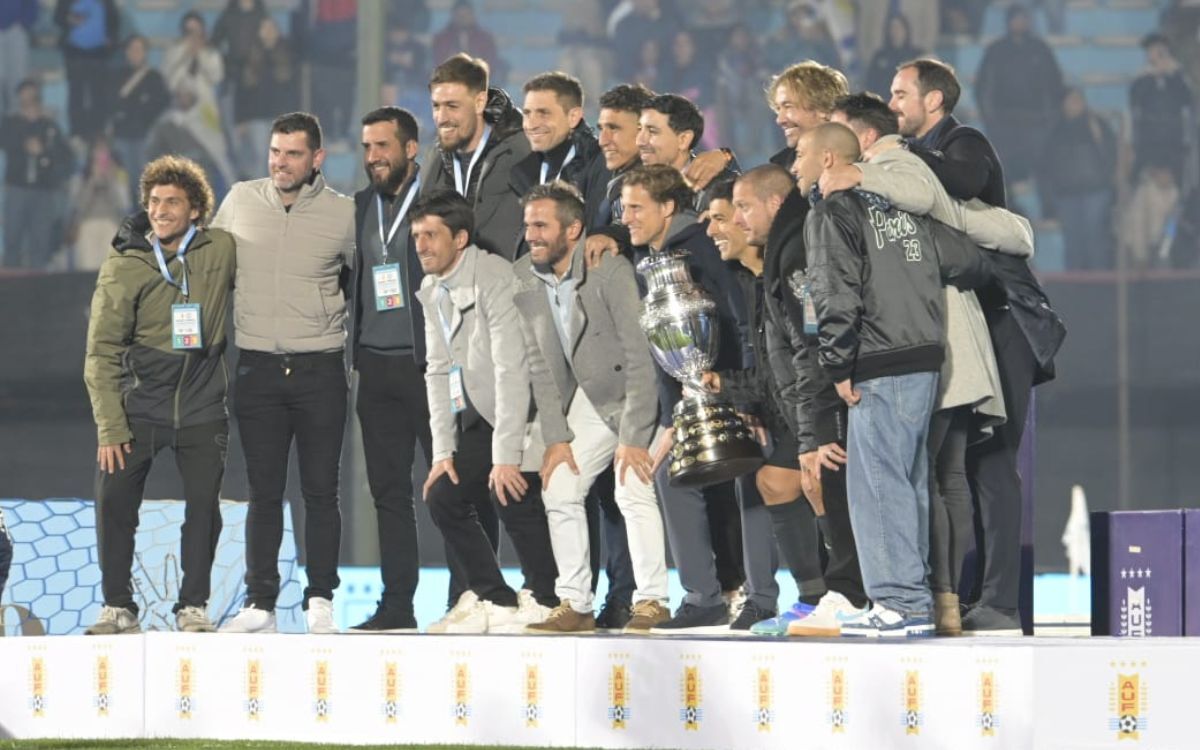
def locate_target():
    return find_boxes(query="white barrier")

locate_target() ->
[0,634,1194,749]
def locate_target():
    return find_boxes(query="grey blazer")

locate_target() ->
[512,241,659,449]
[416,245,530,466]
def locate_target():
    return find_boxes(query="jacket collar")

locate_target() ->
[268,170,328,212]
[529,235,587,288]
[661,211,699,248]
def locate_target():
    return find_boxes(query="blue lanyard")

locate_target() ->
[452,125,491,196]
[376,177,421,262]
[153,225,198,298]
[539,144,576,184]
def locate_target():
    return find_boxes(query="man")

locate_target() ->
[594,83,653,231]
[799,122,946,637]
[0,0,37,118]
[620,164,747,633]
[1130,33,1194,185]
[215,112,356,635]
[347,106,429,632]
[727,165,868,637]
[0,79,74,268]
[511,72,607,228]
[891,59,1065,634]
[83,155,236,634]
[765,60,849,170]
[636,93,738,213]
[422,53,530,260]
[413,190,559,634]
[511,181,669,634]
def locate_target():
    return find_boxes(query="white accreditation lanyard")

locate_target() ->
[154,226,202,350]
[372,178,420,311]
[539,144,576,184]
[436,283,467,413]
[452,125,491,197]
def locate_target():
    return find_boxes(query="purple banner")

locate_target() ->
[1185,510,1200,636]
[1090,510,1184,637]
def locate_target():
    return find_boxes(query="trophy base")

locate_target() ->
[668,439,765,488]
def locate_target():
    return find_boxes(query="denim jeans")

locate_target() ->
[846,372,938,617]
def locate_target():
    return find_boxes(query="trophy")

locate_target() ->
[637,248,764,488]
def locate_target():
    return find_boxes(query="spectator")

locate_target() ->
[1161,1,1200,107]
[717,23,770,160]
[612,0,674,82]
[1,79,75,269]
[0,0,37,118]
[856,0,938,67]
[557,0,611,118]
[667,30,714,113]
[66,135,130,270]
[162,12,234,191]
[633,37,662,91]
[975,4,1064,189]
[383,11,431,136]
[1039,88,1117,270]
[295,0,357,145]
[110,34,171,204]
[233,18,299,179]
[53,0,119,139]
[687,0,737,56]
[865,14,924,102]
[432,1,506,85]
[1167,184,1200,269]
[1130,33,1194,186]
[211,0,268,99]
[766,2,842,74]
[1119,160,1179,270]
[391,0,431,34]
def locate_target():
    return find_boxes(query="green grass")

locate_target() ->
[2,742,606,750]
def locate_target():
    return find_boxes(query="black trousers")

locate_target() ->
[355,349,432,615]
[64,52,109,139]
[708,487,745,592]
[966,310,1037,613]
[929,406,972,594]
[820,455,868,609]
[95,419,228,614]
[235,350,348,609]
[426,420,558,608]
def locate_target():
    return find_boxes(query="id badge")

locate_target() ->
[372,263,404,311]
[171,303,203,349]
[800,279,819,336]
[448,365,467,414]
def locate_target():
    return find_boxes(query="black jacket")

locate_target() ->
[769,146,794,169]
[351,171,427,367]
[908,115,1007,209]
[511,121,609,230]
[804,190,945,384]
[421,87,531,260]
[110,66,171,140]
[635,214,748,427]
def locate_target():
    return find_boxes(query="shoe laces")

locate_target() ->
[545,601,576,621]
[98,606,125,623]
[630,599,662,618]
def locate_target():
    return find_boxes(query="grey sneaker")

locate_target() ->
[962,605,1022,636]
[85,606,140,635]
[175,606,215,633]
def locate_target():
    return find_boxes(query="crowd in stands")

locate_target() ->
[0,0,1197,273]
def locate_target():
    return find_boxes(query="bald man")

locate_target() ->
[798,122,946,638]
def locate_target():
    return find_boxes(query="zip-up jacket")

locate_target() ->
[84,211,236,445]
[805,189,945,384]
[511,121,609,231]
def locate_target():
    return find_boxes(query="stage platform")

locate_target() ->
[0,632,1191,749]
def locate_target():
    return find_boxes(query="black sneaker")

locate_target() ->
[595,600,632,630]
[348,602,418,633]
[730,600,777,632]
[649,602,730,635]
[961,605,1022,636]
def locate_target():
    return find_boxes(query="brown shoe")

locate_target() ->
[526,601,596,634]
[935,592,962,636]
[622,599,670,633]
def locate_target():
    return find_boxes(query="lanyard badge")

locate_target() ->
[452,126,492,197]
[372,179,420,311]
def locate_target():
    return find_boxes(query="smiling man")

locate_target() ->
[212,112,356,636]
[765,60,849,171]
[635,93,738,213]
[84,156,235,635]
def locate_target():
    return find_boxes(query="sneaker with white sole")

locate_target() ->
[497,589,552,633]
[839,603,934,638]
[306,597,338,634]
[748,601,815,637]
[482,600,523,633]
[85,606,140,635]
[175,606,215,633]
[219,605,277,634]
[426,591,481,633]
[787,591,869,637]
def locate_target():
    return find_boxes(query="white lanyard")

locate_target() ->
[375,177,420,262]
[152,225,198,298]
[436,283,457,356]
[452,125,491,196]
[539,144,576,184]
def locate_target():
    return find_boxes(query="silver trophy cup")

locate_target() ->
[637,248,764,487]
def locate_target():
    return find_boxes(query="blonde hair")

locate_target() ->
[766,60,850,116]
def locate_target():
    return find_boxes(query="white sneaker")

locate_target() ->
[443,600,490,634]
[219,605,277,634]
[85,606,140,635]
[482,600,523,634]
[787,591,869,637]
[488,589,551,634]
[175,606,215,633]
[426,591,481,634]
[306,597,338,634]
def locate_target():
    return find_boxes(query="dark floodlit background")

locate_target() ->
[2,0,1198,571]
